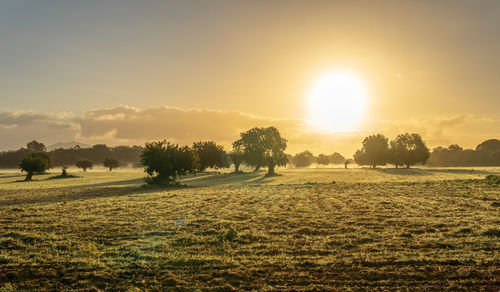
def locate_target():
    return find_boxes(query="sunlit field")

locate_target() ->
[1,168,499,290]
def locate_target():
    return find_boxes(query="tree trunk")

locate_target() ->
[344,163,347,169]
[406,165,410,169]
[234,163,240,173]
[267,164,275,175]
[25,171,33,181]
[254,165,261,172]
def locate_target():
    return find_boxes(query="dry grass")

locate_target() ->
[0,168,499,290]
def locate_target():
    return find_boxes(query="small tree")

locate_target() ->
[19,152,52,181]
[192,141,225,172]
[76,159,93,172]
[103,158,120,171]
[141,140,198,185]
[344,158,353,169]
[293,150,314,168]
[316,154,330,166]
[354,134,389,168]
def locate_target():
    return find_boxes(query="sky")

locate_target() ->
[0,0,499,155]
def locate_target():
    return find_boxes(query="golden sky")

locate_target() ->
[0,1,499,155]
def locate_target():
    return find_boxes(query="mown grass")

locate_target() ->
[0,168,499,290]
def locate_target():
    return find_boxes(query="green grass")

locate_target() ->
[0,168,499,290]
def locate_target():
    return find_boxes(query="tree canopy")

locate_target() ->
[389,133,430,168]
[233,127,288,175]
[354,134,389,168]
[141,140,198,185]
[103,158,120,171]
[293,150,314,168]
[76,159,93,171]
[19,152,52,181]
[192,141,226,172]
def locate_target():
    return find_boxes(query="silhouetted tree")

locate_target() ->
[293,150,314,168]
[316,154,330,166]
[389,133,430,168]
[19,152,52,181]
[27,140,46,152]
[329,152,345,164]
[103,158,120,171]
[354,134,389,168]
[234,127,288,175]
[192,141,226,172]
[344,158,353,169]
[229,144,244,173]
[141,140,198,185]
[76,159,93,171]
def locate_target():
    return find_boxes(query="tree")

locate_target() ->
[141,140,198,185]
[233,127,288,175]
[76,159,93,171]
[26,140,46,152]
[19,152,52,181]
[103,158,120,171]
[316,154,330,166]
[229,143,244,173]
[192,141,226,172]
[353,134,389,168]
[389,133,430,168]
[293,150,314,168]
[329,152,345,164]
[344,158,353,169]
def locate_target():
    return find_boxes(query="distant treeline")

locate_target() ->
[0,141,143,169]
[427,139,500,166]
[1,137,499,170]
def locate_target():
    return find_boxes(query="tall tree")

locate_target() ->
[141,141,198,185]
[192,141,225,172]
[354,134,389,168]
[234,127,288,175]
[389,133,430,168]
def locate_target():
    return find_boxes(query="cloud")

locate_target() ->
[0,106,497,155]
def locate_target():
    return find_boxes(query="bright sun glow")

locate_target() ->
[308,70,369,132]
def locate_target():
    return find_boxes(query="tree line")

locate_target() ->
[0,141,143,169]
[427,139,500,166]
[4,130,499,182]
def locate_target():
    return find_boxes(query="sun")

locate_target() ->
[308,70,369,132]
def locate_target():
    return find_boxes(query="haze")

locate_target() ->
[1,0,499,155]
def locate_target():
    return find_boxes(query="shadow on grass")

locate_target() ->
[0,184,189,206]
[180,170,275,186]
[373,167,498,176]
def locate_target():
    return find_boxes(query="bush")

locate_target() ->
[485,175,500,185]
[217,227,237,242]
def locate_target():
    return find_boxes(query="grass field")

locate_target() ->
[0,168,499,290]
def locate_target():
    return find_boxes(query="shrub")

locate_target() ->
[485,175,500,185]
